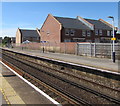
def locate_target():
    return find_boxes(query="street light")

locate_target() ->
[108,16,115,63]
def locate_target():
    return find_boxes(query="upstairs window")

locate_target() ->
[70,29,75,36]
[65,29,69,35]
[107,30,110,36]
[82,30,86,36]
[87,30,91,36]
[47,31,50,35]
[95,29,98,35]
[99,30,102,35]
[111,31,113,36]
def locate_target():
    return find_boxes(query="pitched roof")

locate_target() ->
[84,19,112,30]
[19,29,40,38]
[54,16,91,30]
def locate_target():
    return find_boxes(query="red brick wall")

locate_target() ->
[13,42,77,54]
[61,28,82,42]
[60,42,77,54]
[40,14,62,43]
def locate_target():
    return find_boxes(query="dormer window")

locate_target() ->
[65,29,69,35]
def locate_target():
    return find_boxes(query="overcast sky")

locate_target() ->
[0,1,119,38]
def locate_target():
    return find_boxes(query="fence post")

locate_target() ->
[94,43,96,57]
[90,43,92,57]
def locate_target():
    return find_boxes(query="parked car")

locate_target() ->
[22,40,30,44]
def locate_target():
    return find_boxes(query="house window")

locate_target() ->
[99,30,102,35]
[87,30,91,36]
[107,30,110,36]
[95,29,98,35]
[64,39,71,42]
[65,29,69,35]
[73,38,85,42]
[95,38,100,43]
[47,31,50,35]
[111,31,113,36]
[70,29,75,36]
[82,30,86,36]
[86,39,92,42]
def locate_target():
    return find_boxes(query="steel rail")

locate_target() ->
[2,53,91,105]
[2,52,120,105]
[2,50,120,93]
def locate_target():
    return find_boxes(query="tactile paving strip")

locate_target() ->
[0,73,25,104]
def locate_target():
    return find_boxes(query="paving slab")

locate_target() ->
[0,63,54,105]
[0,91,7,105]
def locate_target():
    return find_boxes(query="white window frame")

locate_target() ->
[111,31,113,36]
[70,29,75,36]
[87,30,91,36]
[95,29,98,35]
[107,30,110,36]
[65,29,69,35]
[82,30,86,37]
[99,30,102,35]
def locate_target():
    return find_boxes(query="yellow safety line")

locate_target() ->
[0,65,25,105]
[0,88,11,105]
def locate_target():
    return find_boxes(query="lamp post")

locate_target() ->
[108,16,115,63]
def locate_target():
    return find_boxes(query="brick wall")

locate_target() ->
[40,14,62,43]
[60,42,76,54]
[16,29,22,44]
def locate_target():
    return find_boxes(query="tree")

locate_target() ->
[2,36,12,47]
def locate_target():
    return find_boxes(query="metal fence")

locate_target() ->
[77,43,120,59]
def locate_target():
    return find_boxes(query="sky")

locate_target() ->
[0,2,119,38]
[118,1,120,33]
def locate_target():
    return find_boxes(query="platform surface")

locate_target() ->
[0,91,7,105]
[0,62,54,105]
[6,48,119,73]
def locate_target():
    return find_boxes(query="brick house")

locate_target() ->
[40,14,117,43]
[16,28,40,44]
[116,33,120,42]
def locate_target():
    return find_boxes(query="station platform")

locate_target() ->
[8,48,119,73]
[0,91,7,105]
[0,62,55,105]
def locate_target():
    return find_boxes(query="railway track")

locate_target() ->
[2,53,90,105]
[2,49,120,105]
